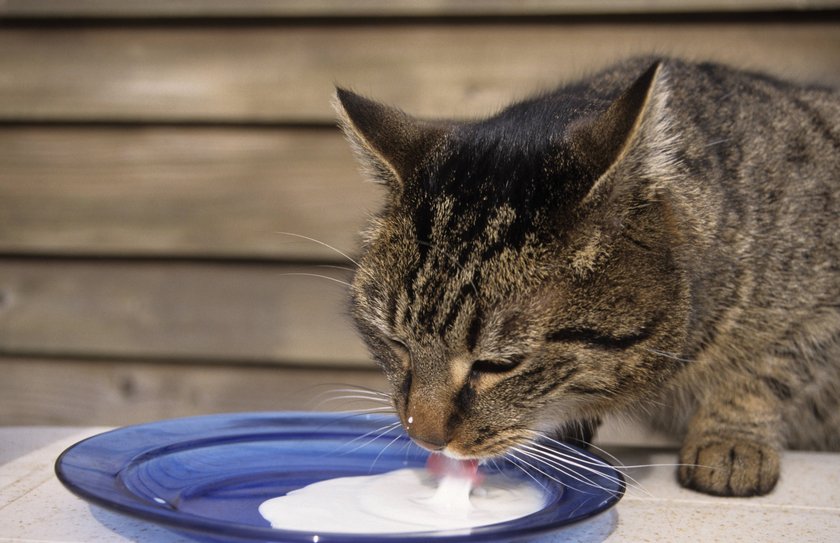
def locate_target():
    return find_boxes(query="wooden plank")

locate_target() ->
[2,0,838,18]
[0,23,838,123]
[0,356,389,426]
[0,126,380,259]
[0,259,372,366]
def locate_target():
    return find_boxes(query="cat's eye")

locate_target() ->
[546,327,649,350]
[470,356,522,376]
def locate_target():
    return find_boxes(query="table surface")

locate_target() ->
[1,426,839,543]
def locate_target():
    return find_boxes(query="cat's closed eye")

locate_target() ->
[546,327,651,350]
[470,356,523,376]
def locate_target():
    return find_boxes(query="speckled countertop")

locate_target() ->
[1,426,838,543]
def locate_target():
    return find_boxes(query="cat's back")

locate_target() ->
[661,58,840,156]
[664,60,840,308]
[581,60,840,450]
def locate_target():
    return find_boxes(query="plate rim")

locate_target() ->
[55,411,625,542]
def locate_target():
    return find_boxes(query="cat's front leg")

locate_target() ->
[678,387,782,497]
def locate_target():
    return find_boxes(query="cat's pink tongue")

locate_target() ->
[426,454,482,484]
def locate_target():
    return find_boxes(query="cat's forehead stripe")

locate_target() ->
[398,200,520,339]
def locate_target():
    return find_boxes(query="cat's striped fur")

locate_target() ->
[335,57,840,496]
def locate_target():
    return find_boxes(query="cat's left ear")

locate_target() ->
[333,88,448,189]
[572,61,672,199]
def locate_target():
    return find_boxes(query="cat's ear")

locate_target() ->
[333,88,447,189]
[567,62,675,275]
[572,61,670,194]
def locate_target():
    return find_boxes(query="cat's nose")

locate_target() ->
[411,435,446,452]
[404,409,449,451]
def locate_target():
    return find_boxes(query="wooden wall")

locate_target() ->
[2,1,839,425]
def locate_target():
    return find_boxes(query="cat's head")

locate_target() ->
[335,61,692,458]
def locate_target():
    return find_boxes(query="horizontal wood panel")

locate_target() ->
[1,23,838,122]
[0,260,372,366]
[0,355,673,445]
[0,356,388,426]
[0,126,380,259]
[3,0,837,18]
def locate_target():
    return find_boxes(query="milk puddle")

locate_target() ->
[259,467,545,534]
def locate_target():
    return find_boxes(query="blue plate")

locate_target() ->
[55,412,624,542]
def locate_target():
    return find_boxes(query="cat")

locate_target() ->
[333,57,840,497]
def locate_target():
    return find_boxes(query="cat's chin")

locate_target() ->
[438,433,528,461]
[437,447,477,461]
[434,437,497,460]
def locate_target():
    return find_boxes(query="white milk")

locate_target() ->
[258,468,545,534]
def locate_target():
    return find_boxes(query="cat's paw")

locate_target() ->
[678,436,780,496]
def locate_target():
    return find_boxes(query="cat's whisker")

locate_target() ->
[369,432,405,472]
[315,411,399,438]
[522,430,646,493]
[329,406,397,416]
[316,399,392,411]
[276,231,359,266]
[507,448,572,488]
[532,443,676,478]
[507,448,607,497]
[501,452,549,492]
[315,394,392,406]
[318,402,394,414]
[334,420,403,456]
[313,386,392,404]
[320,397,392,408]
[337,383,392,397]
[644,347,694,364]
[526,430,626,470]
[511,446,621,497]
[519,442,647,497]
[336,422,400,454]
[316,264,357,272]
[277,272,352,288]
[308,386,393,411]
[524,438,623,470]
[638,396,669,411]
[390,434,417,465]
[703,138,731,148]
[515,445,627,494]
[488,457,502,473]
[527,429,712,478]
[314,390,391,401]
[327,387,391,398]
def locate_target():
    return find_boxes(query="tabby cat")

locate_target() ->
[333,57,840,497]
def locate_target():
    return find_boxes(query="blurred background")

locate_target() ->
[1,0,839,426]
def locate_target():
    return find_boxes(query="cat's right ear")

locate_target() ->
[333,88,447,189]
[573,61,667,182]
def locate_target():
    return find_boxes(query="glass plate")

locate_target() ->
[55,412,623,542]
